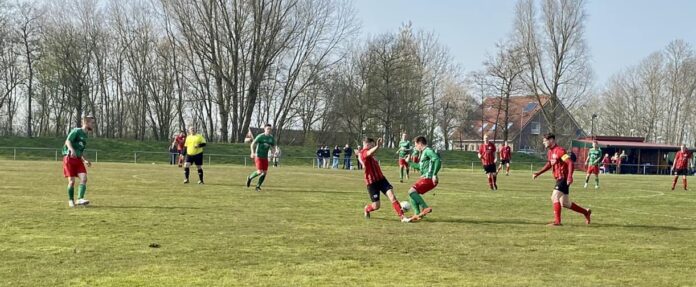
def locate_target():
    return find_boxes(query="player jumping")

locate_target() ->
[359,138,410,222]
[671,144,692,191]
[533,133,592,226]
[478,134,498,190]
[397,132,412,183]
[183,126,206,184]
[497,141,512,176]
[407,136,441,222]
[247,124,277,192]
[584,140,602,189]
[62,116,95,208]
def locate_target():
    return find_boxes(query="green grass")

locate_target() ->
[0,136,545,169]
[1,160,695,286]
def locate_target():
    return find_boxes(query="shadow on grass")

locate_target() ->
[381,217,694,231]
[94,205,203,210]
[589,223,693,231]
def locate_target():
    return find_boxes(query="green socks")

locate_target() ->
[409,192,428,214]
[249,171,260,180]
[400,169,404,180]
[257,174,266,188]
[595,178,599,187]
[67,186,75,200]
[78,184,86,199]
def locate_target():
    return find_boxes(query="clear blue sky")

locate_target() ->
[353,0,696,86]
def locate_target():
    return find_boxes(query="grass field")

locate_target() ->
[2,160,696,286]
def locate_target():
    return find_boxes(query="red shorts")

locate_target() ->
[399,158,408,168]
[255,157,269,171]
[63,156,86,177]
[413,178,437,194]
[587,165,599,175]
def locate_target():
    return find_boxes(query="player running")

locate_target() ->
[397,133,412,183]
[583,140,602,189]
[171,131,186,167]
[183,126,206,184]
[247,124,277,192]
[478,134,498,190]
[62,116,96,208]
[671,144,692,191]
[359,138,410,222]
[406,136,441,222]
[497,141,512,176]
[533,133,592,226]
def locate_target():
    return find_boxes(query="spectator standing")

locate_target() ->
[322,146,331,168]
[332,145,341,169]
[343,144,353,169]
[316,146,324,168]
[356,145,363,170]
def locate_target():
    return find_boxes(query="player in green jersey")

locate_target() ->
[247,124,277,191]
[406,136,442,222]
[584,140,602,189]
[397,133,412,183]
[62,116,95,208]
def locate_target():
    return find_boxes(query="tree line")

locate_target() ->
[0,0,474,149]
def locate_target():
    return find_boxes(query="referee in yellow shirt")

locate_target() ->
[183,126,207,184]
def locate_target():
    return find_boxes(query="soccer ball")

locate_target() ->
[400,201,411,212]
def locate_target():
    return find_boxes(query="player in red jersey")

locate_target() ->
[497,141,512,176]
[359,138,410,223]
[478,134,498,190]
[671,144,692,191]
[171,131,186,167]
[533,133,592,226]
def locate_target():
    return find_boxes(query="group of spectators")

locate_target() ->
[316,144,362,170]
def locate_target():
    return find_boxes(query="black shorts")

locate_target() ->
[554,179,570,194]
[367,178,393,202]
[186,153,204,165]
[674,168,689,176]
[500,159,510,165]
[483,164,497,174]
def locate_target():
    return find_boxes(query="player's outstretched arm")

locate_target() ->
[533,162,552,179]
[366,138,382,157]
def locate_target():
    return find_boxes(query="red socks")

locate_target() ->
[392,201,404,217]
[553,202,562,224]
[569,202,588,216]
[365,205,375,213]
[487,177,493,189]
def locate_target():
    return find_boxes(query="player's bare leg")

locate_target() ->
[672,175,679,190]
[683,175,688,191]
[364,201,380,219]
[553,191,591,225]
[506,163,510,175]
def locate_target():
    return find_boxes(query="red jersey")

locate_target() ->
[479,142,496,165]
[547,145,571,180]
[674,150,692,170]
[500,146,512,160]
[601,157,611,166]
[175,135,186,150]
[359,148,385,185]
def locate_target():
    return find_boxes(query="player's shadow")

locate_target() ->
[94,205,203,210]
[403,217,693,231]
[587,223,693,231]
[425,217,540,226]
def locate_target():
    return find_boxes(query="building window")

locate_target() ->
[530,122,540,135]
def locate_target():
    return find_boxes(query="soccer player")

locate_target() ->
[533,133,592,226]
[584,140,602,189]
[671,144,692,191]
[359,138,410,222]
[171,131,186,167]
[406,136,441,222]
[183,126,206,184]
[478,134,498,190]
[62,116,96,208]
[247,124,277,192]
[397,133,413,183]
[497,141,512,176]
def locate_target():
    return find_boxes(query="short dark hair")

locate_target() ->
[364,138,375,144]
[543,133,555,140]
[264,124,272,128]
[414,136,427,145]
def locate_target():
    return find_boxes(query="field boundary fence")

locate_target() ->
[0,146,684,175]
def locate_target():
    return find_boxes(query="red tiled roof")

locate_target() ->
[457,95,550,140]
